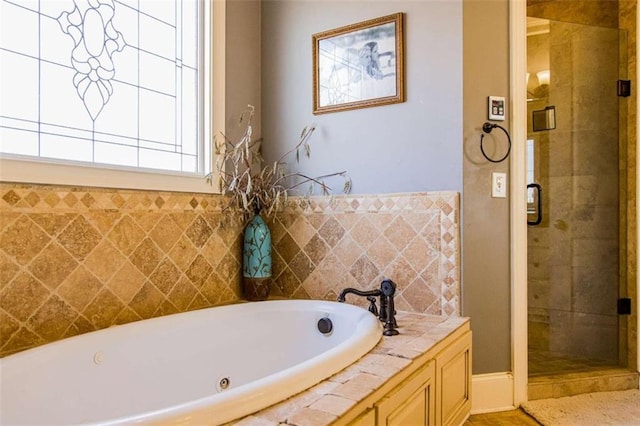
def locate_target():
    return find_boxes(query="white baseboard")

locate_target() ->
[471,372,516,414]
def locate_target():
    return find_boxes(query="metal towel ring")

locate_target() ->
[480,122,511,163]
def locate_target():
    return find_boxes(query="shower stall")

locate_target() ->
[526,17,627,376]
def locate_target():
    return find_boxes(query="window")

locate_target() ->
[0,0,213,192]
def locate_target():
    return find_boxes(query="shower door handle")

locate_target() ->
[527,183,542,226]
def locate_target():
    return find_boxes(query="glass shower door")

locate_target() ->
[526,18,624,375]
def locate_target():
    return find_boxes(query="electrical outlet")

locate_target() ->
[492,172,507,198]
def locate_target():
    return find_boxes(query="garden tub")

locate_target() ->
[0,299,382,425]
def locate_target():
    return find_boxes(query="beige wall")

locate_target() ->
[462,0,512,374]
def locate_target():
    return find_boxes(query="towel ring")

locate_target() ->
[480,122,511,163]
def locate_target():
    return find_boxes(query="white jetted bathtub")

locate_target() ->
[0,300,382,425]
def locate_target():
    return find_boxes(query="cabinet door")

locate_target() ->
[437,331,472,426]
[348,408,376,426]
[376,360,436,426]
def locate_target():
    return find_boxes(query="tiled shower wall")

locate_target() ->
[0,183,460,357]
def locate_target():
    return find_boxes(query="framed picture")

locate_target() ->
[312,13,404,115]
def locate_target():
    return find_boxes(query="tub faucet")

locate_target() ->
[338,279,399,336]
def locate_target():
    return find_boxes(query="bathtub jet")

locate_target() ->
[0,300,382,425]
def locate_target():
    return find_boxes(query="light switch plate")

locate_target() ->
[492,172,507,198]
[488,96,506,121]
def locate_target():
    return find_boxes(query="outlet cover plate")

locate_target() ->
[492,172,507,198]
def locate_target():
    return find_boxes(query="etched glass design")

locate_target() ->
[0,0,202,174]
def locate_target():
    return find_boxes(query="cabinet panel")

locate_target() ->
[348,408,376,426]
[376,361,435,426]
[437,331,472,426]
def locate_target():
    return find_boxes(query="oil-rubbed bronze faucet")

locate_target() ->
[338,279,399,336]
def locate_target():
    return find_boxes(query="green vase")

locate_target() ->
[242,213,272,301]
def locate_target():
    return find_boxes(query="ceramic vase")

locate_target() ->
[242,213,272,301]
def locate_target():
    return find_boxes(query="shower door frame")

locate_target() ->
[508,0,640,406]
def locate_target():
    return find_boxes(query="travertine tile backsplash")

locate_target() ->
[0,183,459,356]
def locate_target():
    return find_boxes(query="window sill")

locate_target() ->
[0,157,220,194]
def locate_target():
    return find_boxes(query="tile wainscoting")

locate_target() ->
[0,183,460,356]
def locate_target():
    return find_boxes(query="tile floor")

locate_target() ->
[528,350,619,377]
[465,409,541,425]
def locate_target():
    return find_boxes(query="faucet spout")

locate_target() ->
[337,287,381,303]
[337,280,399,336]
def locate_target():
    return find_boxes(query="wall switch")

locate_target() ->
[488,96,506,121]
[492,172,507,198]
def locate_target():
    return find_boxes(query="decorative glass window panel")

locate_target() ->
[0,0,204,175]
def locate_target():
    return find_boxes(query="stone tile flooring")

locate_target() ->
[465,409,541,425]
[528,350,619,377]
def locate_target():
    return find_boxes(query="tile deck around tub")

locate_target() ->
[229,312,470,426]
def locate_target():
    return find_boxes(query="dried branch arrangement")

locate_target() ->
[206,105,351,221]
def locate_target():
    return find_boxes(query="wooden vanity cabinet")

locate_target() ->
[376,360,436,425]
[344,325,471,426]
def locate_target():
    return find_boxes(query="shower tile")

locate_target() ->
[199,271,225,304]
[184,254,214,288]
[0,310,20,347]
[149,215,183,253]
[299,270,326,300]
[0,215,50,264]
[383,217,417,251]
[288,215,316,248]
[401,237,437,274]
[168,276,198,310]
[169,235,199,272]
[290,251,314,283]
[303,234,330,266]
[154,300,179,317]
[275,233,301,264]
[58,266,103,311]
[128,283,164,319]
[130,211,163,232]
[29,213,74,237]
[0,273,49,322]
[57,215,101,261]
[0,251,20,293]
[332,235,360,269]
[403,278,438,313]
[185,215,213,248]
[318,217,346,248]
[366,236,397,271]
[130,238,163,276]
[107,215,146,255]
[382,257,418,293]
[291,286,311,300]
[28,295,77,340]
[84,240,126,283]
[107,261,146,304]
[2,327,44,355]
[149,258,182,295]
[63,315,95,339]
[349,217,377,250]
[349,256,380,288]
[275,267,301,296]
[83,289,125,328]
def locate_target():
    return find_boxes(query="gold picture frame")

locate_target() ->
[312,13,405,115]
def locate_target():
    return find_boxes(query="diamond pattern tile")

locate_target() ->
[1,183,460,357]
